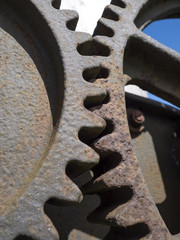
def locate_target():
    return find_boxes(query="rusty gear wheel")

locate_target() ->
[0,0,107,239]
[82,0,180,239]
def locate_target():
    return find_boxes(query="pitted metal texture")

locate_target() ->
[0,0,107,239]
[81,0,180,239]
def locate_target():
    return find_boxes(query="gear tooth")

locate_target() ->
[94,18,116,38]
[92,103,109,118]
[66,145,100,178]
[75,142,100,165]
[75,31,92,45]
[93,35,112,50]
[29,214,59,240]
[83,82,107,108]
[93,134,116,153]
[88,191,140,228]
[0,229,16,240]
[51,175,83,204]
[80,56,101,71]
[82,164,130,195]
[60,9,79,21]
[98,17,116,31]
[61,10,79,30]
[111,0,127,8]
[81,178,107,195]
[86,82,107,98]
[107,200,144,227]
[78,112,106,146]
[82,110,106,131]
[103,4,122,19]
[75,32,93,55]
[13,212,59,240]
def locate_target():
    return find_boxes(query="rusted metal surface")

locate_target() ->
[81,0,180,239]
[45,171,110,240]
[0,0,107,239]
[126,93,180,237]
[128,109,145,132]
[129,110,145,126]
[2,0,180,239]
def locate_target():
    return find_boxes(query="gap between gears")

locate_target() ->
[80,0,179,239]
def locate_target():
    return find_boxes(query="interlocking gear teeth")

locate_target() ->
[103,4,123,18]
[0,0,107,239]
[82,0,176,239]
[58,9,79,31]
[93,35,113,50]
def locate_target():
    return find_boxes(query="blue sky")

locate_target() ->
[143,19,180,108]
[143,19,180,53]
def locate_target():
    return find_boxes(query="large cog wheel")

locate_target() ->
[0,0,107,239]
[82,0,180,239]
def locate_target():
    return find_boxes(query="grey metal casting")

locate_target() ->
[1,0,180,239]
[0,0,107,239]
[81,0,180,239]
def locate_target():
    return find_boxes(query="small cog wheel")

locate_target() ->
[0,0,107,239]
[82,0,180,239]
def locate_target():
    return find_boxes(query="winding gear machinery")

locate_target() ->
[0,0,106,239]
[82,0,180,239]
[0,0,180,239]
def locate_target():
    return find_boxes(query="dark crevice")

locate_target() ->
[96,119,114,139]
[44,193,109,240]
[104,223,150,240]
[77,40,92,55]
[87,187,133,223]
[51,0,61,9]
[111,0,126,8]
[14,236,35,240]
[93,151,122,178]
[78,38,111,56]
[91,40,111,56]
[102,7,120,21]
[66,160,95,179]
[83,66,109,83]
[45,196,81,207]
[88,39,111,56]
[99,187,133,207]
[86,92,110,112]
[66,17,79,31]
[94,20,114,37]
[78,126,105,146]
[84,94,106,109]
[103,91,111,104]
[96,67,110,79]
[83,66,101,81]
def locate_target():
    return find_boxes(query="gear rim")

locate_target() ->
[82,0,180,239]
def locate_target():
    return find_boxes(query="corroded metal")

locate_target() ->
[127,93,180,238]
[82,0,180,239]
[0,0,107,239]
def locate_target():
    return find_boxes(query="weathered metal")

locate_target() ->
[1,0,180,239]
[18,92,178,240]
[126,93,180,238]
[129,110,145,126]
[128,109,145,132]
[0,0,107,239]
[81,0,180,239]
